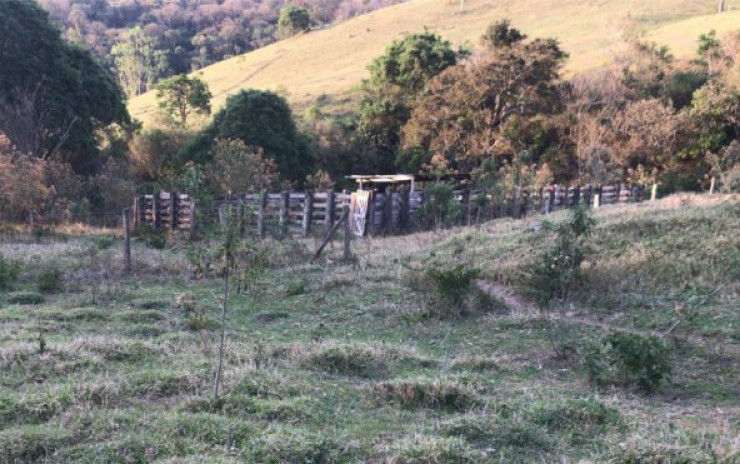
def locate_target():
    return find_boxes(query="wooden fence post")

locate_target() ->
[132,196,140,235]
[122,208,132,274]
[651,183,658,201]
[383,186,394,235]
[325,190,336,232]
[302,192,313,238]
[189,200,197,240]
[170,191,177,230]
[218,203,227,230]
[343,205,351,261]
[709,177,715,195]
[280,192,290,236]
[367,190,377,236]
[153,192,161,231]
[400,188,410,232]
[257,192,267,239]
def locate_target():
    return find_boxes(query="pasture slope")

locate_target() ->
[0,193,738,462]
[129,0,740,125]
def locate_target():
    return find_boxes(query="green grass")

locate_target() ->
[0,194,738,462]
[128,0,740,126]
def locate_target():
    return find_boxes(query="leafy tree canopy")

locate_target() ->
[112,26,168,98]
[359,32,463,171]
[481,19,527,50]
[207,90,315,183]
[0,0,129,174]
[278,5,311,39]
[156,74,212,126]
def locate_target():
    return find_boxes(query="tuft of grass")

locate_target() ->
[526,398,622,438]
[449,356,502,373]
[0,424,78,463]
[245,427,359,464]
[301,343,389,379]
[7,292,45,305]
[441,415,552,459]
[370,378,479,411]
[386,435,485,463]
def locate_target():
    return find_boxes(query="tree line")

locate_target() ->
[38,0,403,97]
[1,0,739,226]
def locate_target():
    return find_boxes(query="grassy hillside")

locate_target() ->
[129,0,740,125]
[0,194,738,462]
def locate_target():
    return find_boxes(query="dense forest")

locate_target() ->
[38,0,404,87]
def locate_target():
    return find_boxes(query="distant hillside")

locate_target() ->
[39,0,403,77]
[129,0,740,125]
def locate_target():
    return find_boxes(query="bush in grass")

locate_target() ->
[405,261,481,319]
[416,184,464,230]
[37,263,63,293]
[0,254,20,291]
[528,205,595,309]
[586,332,671,394]
[139,223,166,249]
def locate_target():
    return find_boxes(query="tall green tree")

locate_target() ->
[481,19,527,50]
[277,5,311,39]
[0,0,129,174]
[156,74,212,126]
[112,26,168,98]
[186,90,314,183]
[359,32,462,172]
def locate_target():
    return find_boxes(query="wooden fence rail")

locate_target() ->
[132,183,646,238]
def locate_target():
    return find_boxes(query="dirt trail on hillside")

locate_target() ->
[477,280,682,339]
[476,280,740,357]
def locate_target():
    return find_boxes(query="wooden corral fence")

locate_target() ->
[132,184,646,238]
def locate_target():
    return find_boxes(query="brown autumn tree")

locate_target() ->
[402,35,567,175]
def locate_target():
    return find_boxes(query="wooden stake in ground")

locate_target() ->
[214,209,236,400]
[343,205,351,261]
[709,177,716,194]
[122,208,132,274]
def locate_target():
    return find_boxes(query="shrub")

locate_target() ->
[37,263,63,293]
[428,265,481,314]
[0,254,20,290]
[417,184,463,230]
[586,332,672,393]
[139,224,166,249]
[528,206,595,309]
[405,261,481,319]
[7,292,44,305]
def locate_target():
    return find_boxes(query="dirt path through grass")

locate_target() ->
[477,280,680,339]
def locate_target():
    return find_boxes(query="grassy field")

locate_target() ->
[0,194,738,462]
[128,0,740,125]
